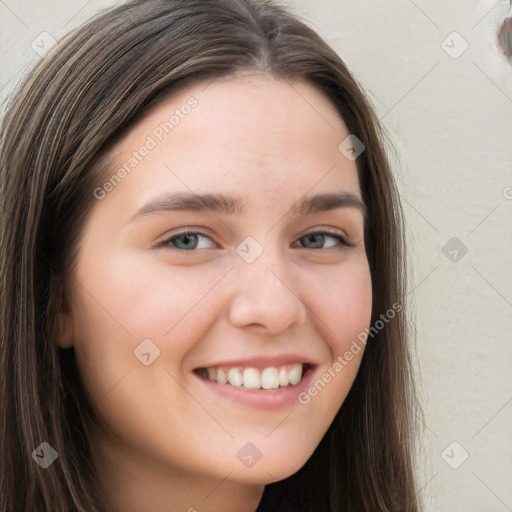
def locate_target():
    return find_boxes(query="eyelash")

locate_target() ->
[156,229,351,251]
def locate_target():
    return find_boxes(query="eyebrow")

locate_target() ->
[129,191,367,222]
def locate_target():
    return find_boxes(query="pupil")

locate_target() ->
[306,234,324,248]
[178,234,197,249]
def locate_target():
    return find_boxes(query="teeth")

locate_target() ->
[227,368,243,386]
[216,368,228,385]
[261,368,279,389]
[278,367,289,387]
[243,368,261,389]
[288,364,302,385]
[199,363,305,389]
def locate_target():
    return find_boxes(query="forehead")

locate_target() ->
[118,73,349,161]
[95,74,362,218]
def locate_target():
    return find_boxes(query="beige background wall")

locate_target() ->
[1,1,511,510]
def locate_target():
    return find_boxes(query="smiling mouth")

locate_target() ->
[194,363,312,390]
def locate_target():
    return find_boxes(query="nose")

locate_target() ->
[227,244,307,334]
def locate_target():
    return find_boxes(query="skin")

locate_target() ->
[57,73,373,512]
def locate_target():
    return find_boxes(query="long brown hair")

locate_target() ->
[0,0,423,510]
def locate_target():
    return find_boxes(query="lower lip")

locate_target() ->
[195,367,316,410]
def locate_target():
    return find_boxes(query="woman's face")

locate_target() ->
[59,74,372,500]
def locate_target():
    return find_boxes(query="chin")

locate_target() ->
[219,439,317,485]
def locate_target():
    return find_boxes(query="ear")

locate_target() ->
[56,288,74,349]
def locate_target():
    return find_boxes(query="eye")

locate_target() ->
[156,229,351,251]
[297,230,351,250]
[157,230,216,250]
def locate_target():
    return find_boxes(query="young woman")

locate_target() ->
[0,0,423,510]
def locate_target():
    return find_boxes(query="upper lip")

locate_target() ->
[194,355,318,370]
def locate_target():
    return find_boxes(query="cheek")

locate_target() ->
[315,258,373,354]
[69,251,227,393]
[298,259,372,413]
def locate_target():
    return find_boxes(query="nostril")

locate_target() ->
[498,17,512,59]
